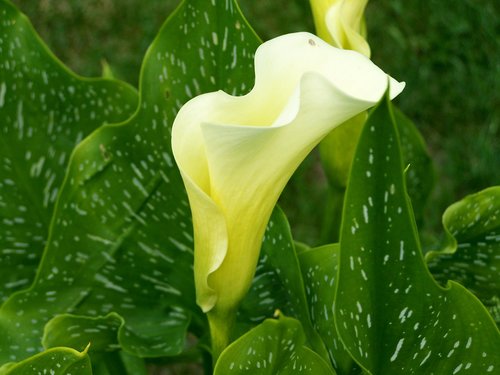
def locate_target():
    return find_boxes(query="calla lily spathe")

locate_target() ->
[172,32,403,325]
[310,0,371,57]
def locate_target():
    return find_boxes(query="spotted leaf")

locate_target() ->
[239,207,330,364]
[427,186,500,324]
[298,244,358,375]
[335,93,500,374]
[42,312,151,373]
[214,314,336,374]
[0,0,138,302]
[392,106,435,224]
[320,105,434,243]
[0,346,91,375]
[0,0,260,363]
[42,313,123,353]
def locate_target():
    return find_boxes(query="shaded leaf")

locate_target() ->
[393,106,435,223]
[335,93,500,373]
[117,352,148,375]
[298,244,358,375]
[0,0,138,301]
[239,207,330,363]
[238,209,294,324]
[43,313,123,353]
[42,313,148,375]
[427,186,500,323]
[214,314,336,374]
[320,113,367,190]
[0,346,91,375]
[0,0,260,363]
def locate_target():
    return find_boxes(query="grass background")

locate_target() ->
[12,0,499,247]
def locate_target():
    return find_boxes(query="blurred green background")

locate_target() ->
[12,0,499,246]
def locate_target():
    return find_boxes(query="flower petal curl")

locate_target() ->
[172,32,404,313]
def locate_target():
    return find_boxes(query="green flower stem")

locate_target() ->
[207,309,236,363]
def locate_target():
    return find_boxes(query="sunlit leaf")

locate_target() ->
[215,314,336,374]
[427,186,500,324]
[0,0,138,301]
[0,346,91,375]
[0,0,260,363]
[335,93,500,373]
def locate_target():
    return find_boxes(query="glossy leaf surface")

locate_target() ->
[393,106,434,223]
[298,244,357,375]
[427,186,500,323]
[0,347,91,375]
[0,0,260,363]
[335,94,500,374]
[0,0,138,301]
[215,315,336,374]
[239,207,329,362]
[319,105,433,243]
[43,313,123,353]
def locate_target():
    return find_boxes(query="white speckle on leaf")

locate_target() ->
[383,254,390,265]
[466,337,472,348]
[390,338,404,362]
[0,81,6,107]
[363,205,369,223]
[452,363,463,374]
[419,350,432,366]
[356,301,363,313]
[17,100,24,139]
[420,337,427,349]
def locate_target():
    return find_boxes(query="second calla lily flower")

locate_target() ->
[172,32,404,353]
[310,0,371,57]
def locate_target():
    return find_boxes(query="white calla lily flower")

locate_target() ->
[172,32,403,353]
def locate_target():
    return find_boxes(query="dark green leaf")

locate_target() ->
[0,0,260,363]
[0,0,138,301]
[43,313,123,353]
[335,93,500,373]
[239,207,330,364]
[319,105,434,243]
[215,314,336,374]
[238,209,293,324]
[427,186,500,324]
[43,314,149,375]
[393,106,435,223]
[298,244,357,375]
